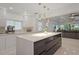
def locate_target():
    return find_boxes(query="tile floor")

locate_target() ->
[55,38,79,55]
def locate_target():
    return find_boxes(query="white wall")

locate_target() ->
[47,4,79,17]
[1,4,79,32]
[0,8,6,26]
[0,7,36,32]
[33,4,79,32]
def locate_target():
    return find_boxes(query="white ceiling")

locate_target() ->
[0,3,79,17]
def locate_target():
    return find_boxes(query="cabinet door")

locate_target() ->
[0,37,5,51]
[0,37,5,54]
[76,33,79,39]
[0,35,16,55]
[5,35,16,50]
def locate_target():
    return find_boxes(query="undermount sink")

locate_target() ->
[32,32,53,37]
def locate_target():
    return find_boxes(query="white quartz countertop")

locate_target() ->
[17,32,61,42]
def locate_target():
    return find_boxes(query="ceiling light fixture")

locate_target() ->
[43,5,46,8]
[38,3,41,5]
[47,8,50,11]
[9,7,13,10]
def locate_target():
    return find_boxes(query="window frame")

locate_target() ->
[6,20,23,30]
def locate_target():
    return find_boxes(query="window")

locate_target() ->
[6,20,22,30]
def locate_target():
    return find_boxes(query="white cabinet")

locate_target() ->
[0,37,5,51]
[0,35,16,55]
[0,36,6,55]
[5,35,16,50]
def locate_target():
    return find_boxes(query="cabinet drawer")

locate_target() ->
[45,34,61,44]
[54,34,61,39]
[46,37,61,50]
[46,42,61,55]
[34,39,46,47]
[34,39,46,55]
[45,36,54,44]
[39,50,46,55]
[46,40,56,51]
[76,33,79,39]
[46,45,56,55]
[34,45,45,55]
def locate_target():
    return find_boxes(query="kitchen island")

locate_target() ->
[16,32,62,55]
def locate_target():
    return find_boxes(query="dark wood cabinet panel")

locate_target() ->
[34,34,62,55]
[76,33,79,39]
[34,39,46,55]
[62,32,79,39]
[46,42,60,55]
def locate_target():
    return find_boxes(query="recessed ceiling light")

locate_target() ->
[43,6,46,8]
[34,12,38,14]
[9,7,13,10]
[47,8,50,11]
[38,3,41,5]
